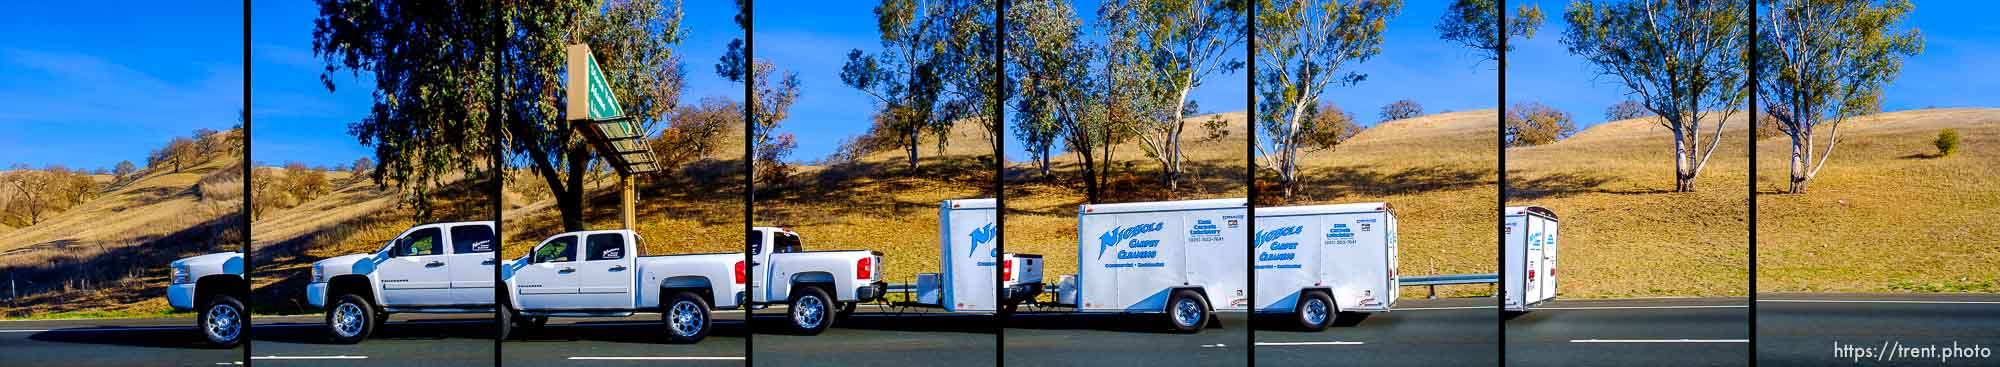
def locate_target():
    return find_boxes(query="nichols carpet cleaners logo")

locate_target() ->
[1097,223,1165,259]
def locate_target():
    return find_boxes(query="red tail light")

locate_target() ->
[856,257,873,280]
[734,261,746,284]
[1002,259,1014,282]
[1528,269,1537,281]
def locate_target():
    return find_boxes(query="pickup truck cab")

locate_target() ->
[501,229,745,343]
[306,221,498,343]
[168,252,246,348]
[747,227,886,335]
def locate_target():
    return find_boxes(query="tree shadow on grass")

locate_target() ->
[1504,171,1619,201]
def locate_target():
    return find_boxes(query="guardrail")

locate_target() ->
[1401,273,1498,299]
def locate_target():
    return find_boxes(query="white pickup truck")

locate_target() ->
[746,227,886,334]
[305,221,498,343]
[168,252,246,348]
[499,229,745,343]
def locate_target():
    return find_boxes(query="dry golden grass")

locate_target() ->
[1755,108,2000,293]
[0,142,245,318]
[1506,112,1751,298]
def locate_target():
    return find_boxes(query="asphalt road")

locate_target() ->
[503,311,746,366]
[251,313,495,366]
[0,316,242,366]
[1756,293,2000,366]
[1253,297,1498,366]
[751,304,994,366]
[1505,297,1750,367]
[1004,306,1249,367]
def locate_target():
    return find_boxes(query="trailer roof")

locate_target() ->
[1504,206,1558,220]
[943,198,996,210]
[1255,202,1391,216]
[1080,198,1246,215]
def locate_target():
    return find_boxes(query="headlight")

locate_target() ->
[172,265,190,284]
[312,264,324,283]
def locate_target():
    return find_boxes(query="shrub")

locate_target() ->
[1935,128,1960,157]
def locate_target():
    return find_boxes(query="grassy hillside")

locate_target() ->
[1756,108,2000,293]
[1506,113,1751,298]
[0,133,245,319]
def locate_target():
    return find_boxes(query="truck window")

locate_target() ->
[775,232,802,254]
[532,235,577,263]
[585,233,625,261]
[450,225,496,254]
[747,230,762,255]
[395,227,442,257]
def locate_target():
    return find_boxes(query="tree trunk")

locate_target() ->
[905,129,920,172]
[1081,145,1100,204]
[1789,132,1809,194]
[1037,145,1052,179]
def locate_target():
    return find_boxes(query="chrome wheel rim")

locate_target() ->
[332,302,365,337]
[794,296,824,329]
[206,303,240,341]
[1304,298,1329,325]
[670,301,703,336]
[1173,298,1202,327]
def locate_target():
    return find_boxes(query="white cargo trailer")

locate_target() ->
[1503,206,1559,312]
[905,198,1044,313]
[1053,198,1248,333]
[1252,202,1399,330]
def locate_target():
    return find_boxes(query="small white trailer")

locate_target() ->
[1052,198,1248,333]
[904,198,1044,314]
[1503,206,1559,312]
[1252,202,1399,330]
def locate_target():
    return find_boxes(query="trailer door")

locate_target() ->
[1323,212,1390,311]
[1503,215,1526,309]
[1538,216,1559,303]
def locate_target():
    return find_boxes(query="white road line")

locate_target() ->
[568,357,745,361]
[252,355,369,360]
[1570,339,1747,343]
[1533,305,1746,310]
[1255,341,1366,346]
[1395,306,1493,311]
[1201,344,1228,348]
[1759,299,2000,305]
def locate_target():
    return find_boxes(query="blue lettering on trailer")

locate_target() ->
[968,223,996,257]
[1326,223,1358,245]
[1097,222,1165,259]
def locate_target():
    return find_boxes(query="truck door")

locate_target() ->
[446,224,498,305]
[515,235,581,310]
[575,232,637,309]
[379,226,452,306]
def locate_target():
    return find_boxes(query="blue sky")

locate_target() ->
[1505,1,1999,128]
[252,1,743,167]
[1313,0,1500,125]
[0,1,243,170]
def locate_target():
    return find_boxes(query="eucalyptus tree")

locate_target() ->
[1010,0,1118,202]
[1255,0,1402,199]
[843,0,995,172]
[1100,0,1246,192]
[1561,0,1748,192]
[1758,0,1922,194]
[1436,0,1544,63]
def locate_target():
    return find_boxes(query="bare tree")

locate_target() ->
[1758,0,1922,194]
[1562,0,1748,192]
[1603,99,1652,121]
[1379,99,1425,121]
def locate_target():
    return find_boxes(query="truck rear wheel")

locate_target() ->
[663,291,711,344]
[325,294,375,344]
[788,287,833,335]
[1296,291,1334,331]
[198,294,244,348]
[1166,290,1209,334]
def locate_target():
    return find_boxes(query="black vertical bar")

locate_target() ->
[1244,0,1257,364]
[1496,1,1509,366]
[241,1,254,365]
[1746,0,1759,364]
[993,0,1008,365]
[488,4,505,367]
[742,1,757,365]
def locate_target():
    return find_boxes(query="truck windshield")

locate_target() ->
[775,233,801,253]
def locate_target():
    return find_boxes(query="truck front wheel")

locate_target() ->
[1166,290,1209,334]
[198,294,244,348]
[662,291,711,344]
[325,294,375,344]
[788,287,833,335]
[1297,291,1334,331]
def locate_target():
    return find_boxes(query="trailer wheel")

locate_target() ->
[1165,290,1209,333]
[325,294,375,344]
[198,294,244,348]
[662,291,711,343]
[1296,292,1334,331]
[788,287,834,335]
